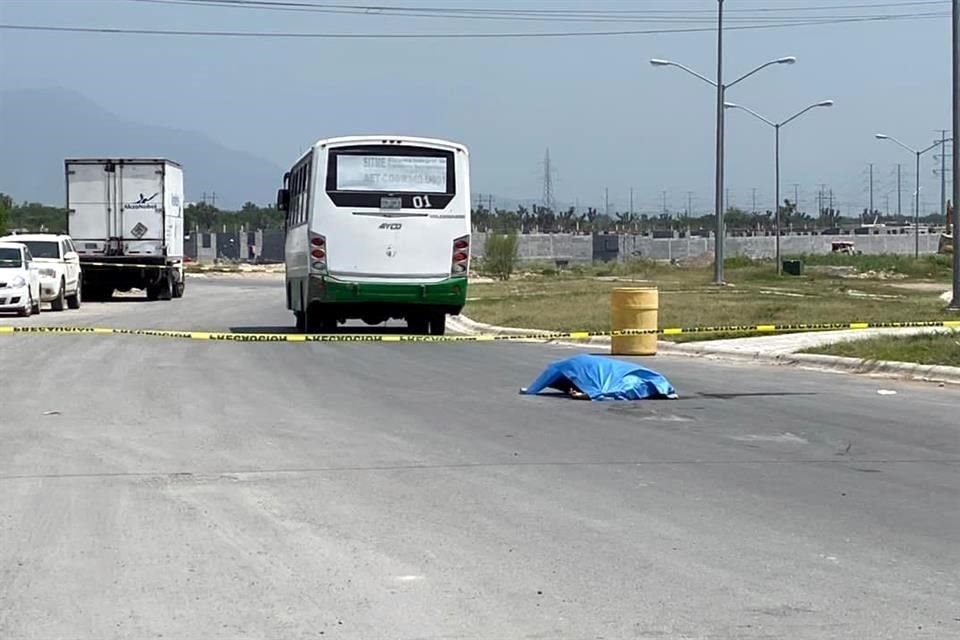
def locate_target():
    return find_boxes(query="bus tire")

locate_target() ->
[295,311,306,332]
[407,315,428,335]
[428,312,446,336]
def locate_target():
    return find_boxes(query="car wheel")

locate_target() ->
[17,292,32,317]
[67,281,81,309]
[31,290,41,315]
[51,279,66,311]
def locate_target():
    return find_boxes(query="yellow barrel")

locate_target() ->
[610,287,659,356]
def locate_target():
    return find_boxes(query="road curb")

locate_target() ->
[451,315,960,386]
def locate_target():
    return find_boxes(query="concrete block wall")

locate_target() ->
[185,229,944,266]
[617,233,943,261]
[471,232,593,265]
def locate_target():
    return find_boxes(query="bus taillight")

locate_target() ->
[310,233,327,272]
[451,235,469,275]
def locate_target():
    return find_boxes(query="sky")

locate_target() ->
[0,0,954,216]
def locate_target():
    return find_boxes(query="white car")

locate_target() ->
[0,241,42,317]
[0,233,81,310]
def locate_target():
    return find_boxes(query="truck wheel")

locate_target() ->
[67,281,81,309]
[428,313,447,336]
[172,278,185,299]
[157,272,173,301]
[51,279,66,311]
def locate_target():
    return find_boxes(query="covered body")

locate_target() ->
[522,354,677,401]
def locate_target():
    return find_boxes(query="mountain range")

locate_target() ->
[0,88,283,210]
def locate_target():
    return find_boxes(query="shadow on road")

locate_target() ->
[228,324,412,335]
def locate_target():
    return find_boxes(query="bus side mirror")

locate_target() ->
[276,188,290,212]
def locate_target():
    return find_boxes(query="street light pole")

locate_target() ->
[651,1,794,284]
[875,134,948,258]
[915,149,921,258]
[713,0,725,284]
[775,123,780,272]
[951,0,960,310]
[726,100,834,274]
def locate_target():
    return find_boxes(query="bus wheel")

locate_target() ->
[306,309,336,333]
[407,315,428,335]
[428,313,446,336]
[295,311,306,332]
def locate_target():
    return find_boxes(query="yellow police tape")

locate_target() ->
[2,320,960,343]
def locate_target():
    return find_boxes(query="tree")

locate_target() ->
[185,202,220,231]
[0,193,11,235]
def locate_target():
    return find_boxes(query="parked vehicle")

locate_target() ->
[0,233,81,310]
[0,241,42,317]
[65,158,185,301]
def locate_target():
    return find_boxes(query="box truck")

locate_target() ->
[65,158,185,301]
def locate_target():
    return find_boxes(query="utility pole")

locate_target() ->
[829,189,835,211]
[488,195,494,212]
[868,163,874,217]
[752,187,757,215]
[629,187,634,216]
[604,187,610,217]
[687,191,694,217]
[793,184,800,210]
[662,190,668,216]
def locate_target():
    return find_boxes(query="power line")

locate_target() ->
[131,0,950,19]
[1,12,949,39]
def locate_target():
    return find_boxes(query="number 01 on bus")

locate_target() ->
[276,136,471,335]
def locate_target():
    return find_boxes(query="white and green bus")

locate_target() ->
[277,136,471,334]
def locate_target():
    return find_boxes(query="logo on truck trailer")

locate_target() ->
[124,193,160,210]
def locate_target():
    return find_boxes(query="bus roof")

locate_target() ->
[308,135,467,155]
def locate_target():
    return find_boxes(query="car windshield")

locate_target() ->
[0,247,23,268]
[21,241,60,259]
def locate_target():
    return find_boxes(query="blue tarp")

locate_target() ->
[521,354,678,401]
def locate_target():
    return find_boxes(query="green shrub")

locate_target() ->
[483,233,520,281]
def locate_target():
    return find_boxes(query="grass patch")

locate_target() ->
[463,256,953,341]
[804,332,960,367]
[787,253,952,278]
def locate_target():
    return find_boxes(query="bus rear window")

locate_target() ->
[336,155,447,193]
[327,145,455,196]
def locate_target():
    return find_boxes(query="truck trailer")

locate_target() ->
[65,158,185,301]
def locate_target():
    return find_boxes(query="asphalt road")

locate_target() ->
[1,276,958,640]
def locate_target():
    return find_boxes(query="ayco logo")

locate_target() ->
[124,192,160,210]
[378,223,402,230]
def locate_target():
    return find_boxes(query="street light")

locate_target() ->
[651,3,795,284]
[950,0,959,310]
[726,100,834,274]
[875,133,950,257]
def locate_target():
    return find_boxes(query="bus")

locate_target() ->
[277,136,471,334]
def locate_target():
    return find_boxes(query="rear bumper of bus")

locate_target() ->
[309,275,468,312]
